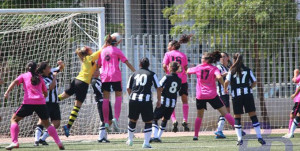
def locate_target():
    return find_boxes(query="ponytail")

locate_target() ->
[203,51,221,64]
[75,46,89,62]
[230,53,244,76]
[170,34,192,50]
[27,61,40,86]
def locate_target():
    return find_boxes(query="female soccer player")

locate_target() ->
[58,46,101,137]
[224,53,266,145]
[126,57,162,148]
[4,61,64,150]
[283,69,300,138]
[91,69,113,142]
[34,61,64,146]
[163,34,191,132]
[98,33,135,131]
[187,51,235,141]
[151,61,182,142]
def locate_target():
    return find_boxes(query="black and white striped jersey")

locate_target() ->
[127,68,160,102]
[160,73,181,108]
[217,64,229,96]
[226,66,256,98]
[91,78,103,102]
[42,67,60,103]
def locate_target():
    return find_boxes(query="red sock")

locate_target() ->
[182,104,189,122]
[102,99,110,123]
[10,123,19,143]
[47,126,62,145]
[114,96,122,120]
[289,118,293,132]
[194,117,202,137]
[224,113,235,127]
[171,111,176,122]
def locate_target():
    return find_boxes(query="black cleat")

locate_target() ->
[34,141,39,146]
[237,140,243,146]
[242,130,246,136]
[193,137,198,141]
[39,139,49,145]
[98,138,110,143]
[258,138,266,145]
[172,121,178,133]
[182,122,190,131]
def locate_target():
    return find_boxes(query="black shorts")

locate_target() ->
[153,106,174,120]
[291,102,300,116]
[46,103,61,121]
[220,95,230,108]
[97,101,113,122]
[65,79,89,102]
[232,94,256,114]
[179,83,188,96]
[196,96,224,110]
[128,100,153,122]
[102,82,122,92]
[15,104,49,120]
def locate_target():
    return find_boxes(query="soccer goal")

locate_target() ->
[0,8,105,137]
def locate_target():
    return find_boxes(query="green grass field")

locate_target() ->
[1,134,300,151]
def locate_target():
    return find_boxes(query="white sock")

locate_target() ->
[40,130,49,141]
[290,118,299,135]
[217,116,225,132]
[253,122,262,138]
[158,126,166,139]
[144,131,152,145]
[98,126,106,140]
[128,127,135,142]
[234,125,242,141]
[152,124,159,138]
[35,127,43,142]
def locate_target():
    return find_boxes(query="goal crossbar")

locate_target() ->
[0,7,105,14]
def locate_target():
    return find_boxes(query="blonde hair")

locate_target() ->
[75,46,89,62]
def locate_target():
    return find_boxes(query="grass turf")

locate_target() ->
[1,134,300,151]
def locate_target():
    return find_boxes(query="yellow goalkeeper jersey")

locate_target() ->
[76,49,101,84]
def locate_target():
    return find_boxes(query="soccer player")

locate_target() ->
[126,57,162,148]
[91,69,113,142]
[283,69,300,138]
[151,61,182,143]
[224,53,266,145]
[4,61,64,150]
[34,60,64,146]
[58,46,101,137]
[98,33,135,131]
[187,51,235,141]
[163,34,192,132]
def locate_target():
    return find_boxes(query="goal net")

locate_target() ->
[0,8,106,137]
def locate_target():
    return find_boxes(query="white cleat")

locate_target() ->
[142,143,152,148]
[126,140,133,146]
[282,133,294,138]
[5,142,19,150]
[112,118,120,132]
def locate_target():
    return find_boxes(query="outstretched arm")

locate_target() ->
[4,79,19,99]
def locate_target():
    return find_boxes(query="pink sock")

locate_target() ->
[182,104,189,122]
[10,123,19,143]
[289,118,293,132]
[47,126,61,145]
[224,113,235,127]
[171,111,176,122]
[114,96,122,121]
[102,99,110,123]
[194,117,202,137]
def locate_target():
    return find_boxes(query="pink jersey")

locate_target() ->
[163,50,188,83]
[16,72,47,105]
[187,63,221,100]
[293,75,300,102]
[98,46,128,82]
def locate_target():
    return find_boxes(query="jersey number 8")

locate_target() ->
[169,82,178,93]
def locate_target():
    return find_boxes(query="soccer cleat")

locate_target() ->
[193,137,198,141]
[150,137,162,143]
[258,138,266,145]
[172,121,178,133]
[214,131,226,139]
[39,139,49,145]
[126,140,133,146]
[282,133,294,138]
[98,138,110,143]
[142,143,152,148]
[242,130,246,136]
[105,123,111,132]
[63,125,70,137]
[182,122,190,131]
[236,140,243,146]
[112,118,120,132]
[5,142,19,150]
[34,141,39,146]
[58,143,65,150]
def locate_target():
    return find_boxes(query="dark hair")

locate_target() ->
[221,52,232,67]
[37,61,49,74]
[203,51,222,64]
[139,57,150,69]
[170,34,192,50]
[170,61,180,73]
[230,53,244,76]
[27,61,40,85]
[104,34,118,47]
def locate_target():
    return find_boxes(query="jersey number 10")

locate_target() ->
[134,74,147,86]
